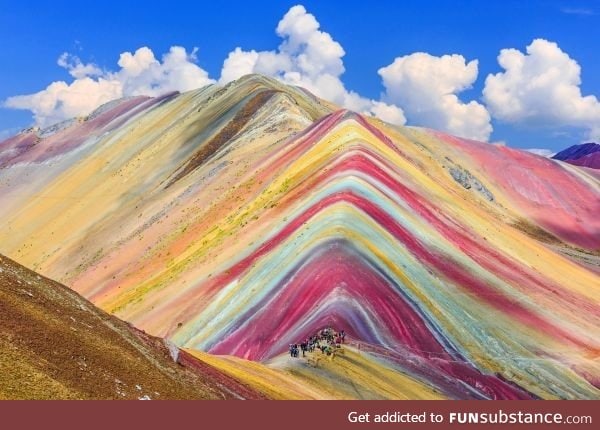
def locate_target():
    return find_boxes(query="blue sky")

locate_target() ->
[1,0,599,152]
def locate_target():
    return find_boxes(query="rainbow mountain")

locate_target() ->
[0,74,598,399]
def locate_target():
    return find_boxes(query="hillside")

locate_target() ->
[0,74,598,399]
[0,254,265,399]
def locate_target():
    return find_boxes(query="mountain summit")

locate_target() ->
[553,142,600,169]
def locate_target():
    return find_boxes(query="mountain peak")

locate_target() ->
[553,142,600,169]
[233,73,286,88]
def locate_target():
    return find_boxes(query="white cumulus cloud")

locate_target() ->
[378,53,492,141]
[219,5,406,125]
[524,148,556,157]
[4,77,122,127]
[4,46,214,127]
[115,46,214,97]
[57,53,103,79]
[483,38,600,141]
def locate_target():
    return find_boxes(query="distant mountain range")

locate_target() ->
[553,142,600,169]
[0,74,598,399]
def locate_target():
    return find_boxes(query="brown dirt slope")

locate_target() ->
[166,88,279,188]
[0,254,266,399]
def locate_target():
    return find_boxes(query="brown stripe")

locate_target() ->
[166,89,279,188]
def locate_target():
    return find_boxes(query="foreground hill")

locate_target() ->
[0,74,599,399]
[188,347,447,400]
[0,254,265,399]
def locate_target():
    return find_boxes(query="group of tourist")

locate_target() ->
[288,327,346,358]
